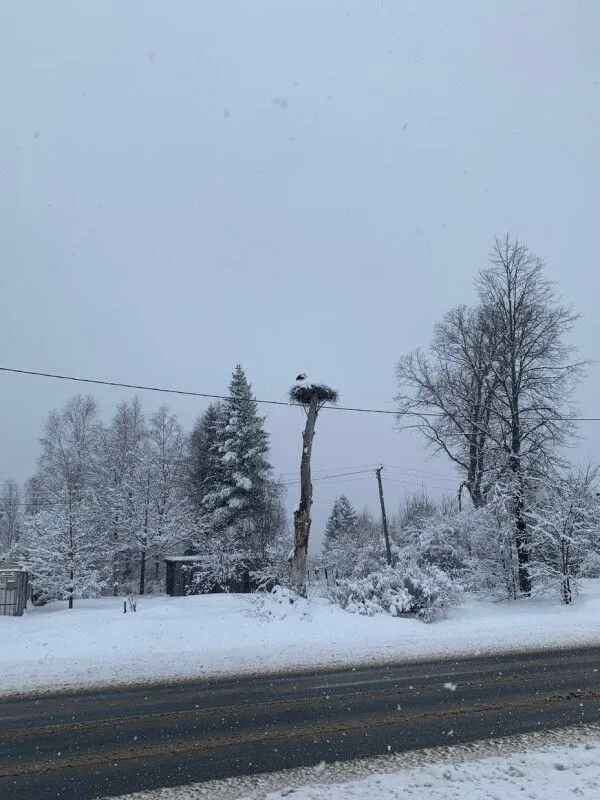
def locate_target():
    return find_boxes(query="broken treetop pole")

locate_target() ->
[289,379,339,595]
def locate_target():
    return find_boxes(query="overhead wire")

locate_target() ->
[382,475,456,492]
[282,469,374,486]
[5,365,597,421]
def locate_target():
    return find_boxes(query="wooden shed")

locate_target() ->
[164,556,203,596]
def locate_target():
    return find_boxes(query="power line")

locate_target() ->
[283,469,373,486]
[0,366,288,407]
[382,476,456,492]
[0,366,409,416]
[384,464,458,483]
[281,462,458,484]
[2,365,599,421]
[279,463,376,477]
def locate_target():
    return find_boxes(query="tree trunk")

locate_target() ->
[139,549,146,596]
[68,502,75,609]
[514,498,531,595]
[139,476,150,595]
[561,537,572,604]
[511,454,531,595]
[291,395,319,595]
[510,401,531,595]
[113,528,119,597]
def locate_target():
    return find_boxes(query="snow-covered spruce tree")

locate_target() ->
[187,402,226,521]
[322,495,359,577]
[21,395,104,608]
[196,365,277,588]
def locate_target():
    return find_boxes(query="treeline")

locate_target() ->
[0,365,286,607]
[321,477,600,618]
[3,235,600,613]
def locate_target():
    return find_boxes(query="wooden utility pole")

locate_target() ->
[291,393,319,593]
[375,465,392,565]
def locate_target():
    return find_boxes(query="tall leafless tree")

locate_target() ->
[476,236,583,593]
[396,305,501,508]
[396,236,584,595]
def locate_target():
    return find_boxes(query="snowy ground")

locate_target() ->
[105,722,600,799]
[2,582,600,697]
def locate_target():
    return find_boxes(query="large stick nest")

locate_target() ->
[289,383,340,406]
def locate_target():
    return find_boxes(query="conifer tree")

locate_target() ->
[199,365,276,581]
[322,495,358,576]
[187,402,225,517]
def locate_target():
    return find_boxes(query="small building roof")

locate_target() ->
[164,555,202,563]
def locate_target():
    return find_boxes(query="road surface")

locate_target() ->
[2,647,600,799]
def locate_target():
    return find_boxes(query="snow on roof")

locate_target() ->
[163,555,202,563]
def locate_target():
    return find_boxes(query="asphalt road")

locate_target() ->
[2,647,600,800]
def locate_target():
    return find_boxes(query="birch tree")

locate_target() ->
[0,478,22,554]
[139,406,192,593]
[96,397,147,595]
[23,395,102,608]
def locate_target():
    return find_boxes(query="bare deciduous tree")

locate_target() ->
[396,305,500,508]
[477,236,584,594]
[396,236,584,596]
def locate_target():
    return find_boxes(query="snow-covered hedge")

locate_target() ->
[329,563,462,622]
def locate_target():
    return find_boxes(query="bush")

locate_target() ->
[329,563,462,622]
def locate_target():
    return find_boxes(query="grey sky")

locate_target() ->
[2,1,600,547]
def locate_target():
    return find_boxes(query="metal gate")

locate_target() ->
[0,569,28,616]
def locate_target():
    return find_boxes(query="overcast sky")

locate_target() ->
[2,1,600,547]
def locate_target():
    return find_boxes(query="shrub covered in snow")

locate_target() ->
[244,584,311,622]
[329,562,462,622]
